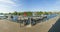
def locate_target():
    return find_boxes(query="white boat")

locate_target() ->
[0,15,6,19]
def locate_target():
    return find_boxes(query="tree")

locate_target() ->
[13,11,17,15]
[44,12,49,15]
[24,12,32,16]
[37,11,43,15]
[9,12,11,15]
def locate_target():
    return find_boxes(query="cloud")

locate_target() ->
[0,0,23,13]
[0,0,21,13]
[0,0,18,7]
[0,0,15,4]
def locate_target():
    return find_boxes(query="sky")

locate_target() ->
[0,0,60,13]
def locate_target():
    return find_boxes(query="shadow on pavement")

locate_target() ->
[48,18,60,32]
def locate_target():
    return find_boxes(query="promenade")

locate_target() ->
[0,16,59,32]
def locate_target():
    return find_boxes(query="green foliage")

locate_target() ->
[37,11,43,15]
[12,11,17,15]
[36,11,52,15]
[25,12,32,16]
[18,12,24,15]
[8,11,53,16]
[9,12,12,15]
[10,11,32,16]
[44,12,49,15]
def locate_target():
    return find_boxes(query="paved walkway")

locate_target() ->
[0,16,59,32]
[22,16,59,32]
[48,17,60,32]
[0,19,20,32]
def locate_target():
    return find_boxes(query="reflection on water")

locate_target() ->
[46,14,57,20]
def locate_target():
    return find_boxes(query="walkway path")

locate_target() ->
[22,16,59,32]
[0,16,59,32]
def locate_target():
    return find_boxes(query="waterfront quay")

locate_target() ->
[0,14,48,27]
[0,15,59,32]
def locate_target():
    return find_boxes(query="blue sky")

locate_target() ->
[30,0,60,12]
[0,0,60,13]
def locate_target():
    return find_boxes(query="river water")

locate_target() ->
[46,14,57,20]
